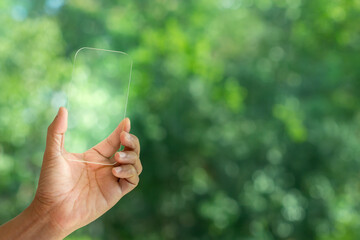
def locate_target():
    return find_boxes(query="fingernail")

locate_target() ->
[125,132,131,142]
[114,166,122,173]
[119,152,126,159]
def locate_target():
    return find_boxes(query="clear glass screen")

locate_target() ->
[64,47,132,164]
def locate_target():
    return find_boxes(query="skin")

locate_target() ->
[0,107,142,239]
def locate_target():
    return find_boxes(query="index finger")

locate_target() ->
[120,132,140,156]
[92,118,131,158]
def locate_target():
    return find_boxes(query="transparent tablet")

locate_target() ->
[64,47,132,165]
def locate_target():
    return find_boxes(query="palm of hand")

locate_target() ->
[33,109,140,234]
[36,148,122,231]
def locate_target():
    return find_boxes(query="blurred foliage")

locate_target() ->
[1,0,360,239]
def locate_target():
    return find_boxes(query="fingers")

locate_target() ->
[102,119,141,197]
[120,131,140,156]
[92,118,131,158]
[112,164,137,178]
[45,107,68,156]
[112,164,139,196]
[113,151,143,174]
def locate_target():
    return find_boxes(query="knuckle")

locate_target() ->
[131,134,140,145]
[136,138,140,148]
[135,176,140,185]
[131,166,137,175]
[130,151,138,158]
[106,137,117,149]
[126,166,137,175]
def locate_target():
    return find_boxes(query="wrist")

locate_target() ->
[0,201,68,240]
[25,201,69,239]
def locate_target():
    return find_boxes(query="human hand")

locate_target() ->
[29,107,142,238]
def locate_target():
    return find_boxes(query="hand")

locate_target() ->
[0,107,142,239]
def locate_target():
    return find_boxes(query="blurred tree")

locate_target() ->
[1,0,360,239]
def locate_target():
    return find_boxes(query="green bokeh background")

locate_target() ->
[1,0,360,239]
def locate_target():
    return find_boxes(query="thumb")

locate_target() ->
[45,107,68,156]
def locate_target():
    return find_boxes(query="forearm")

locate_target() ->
[0,202,66,240]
